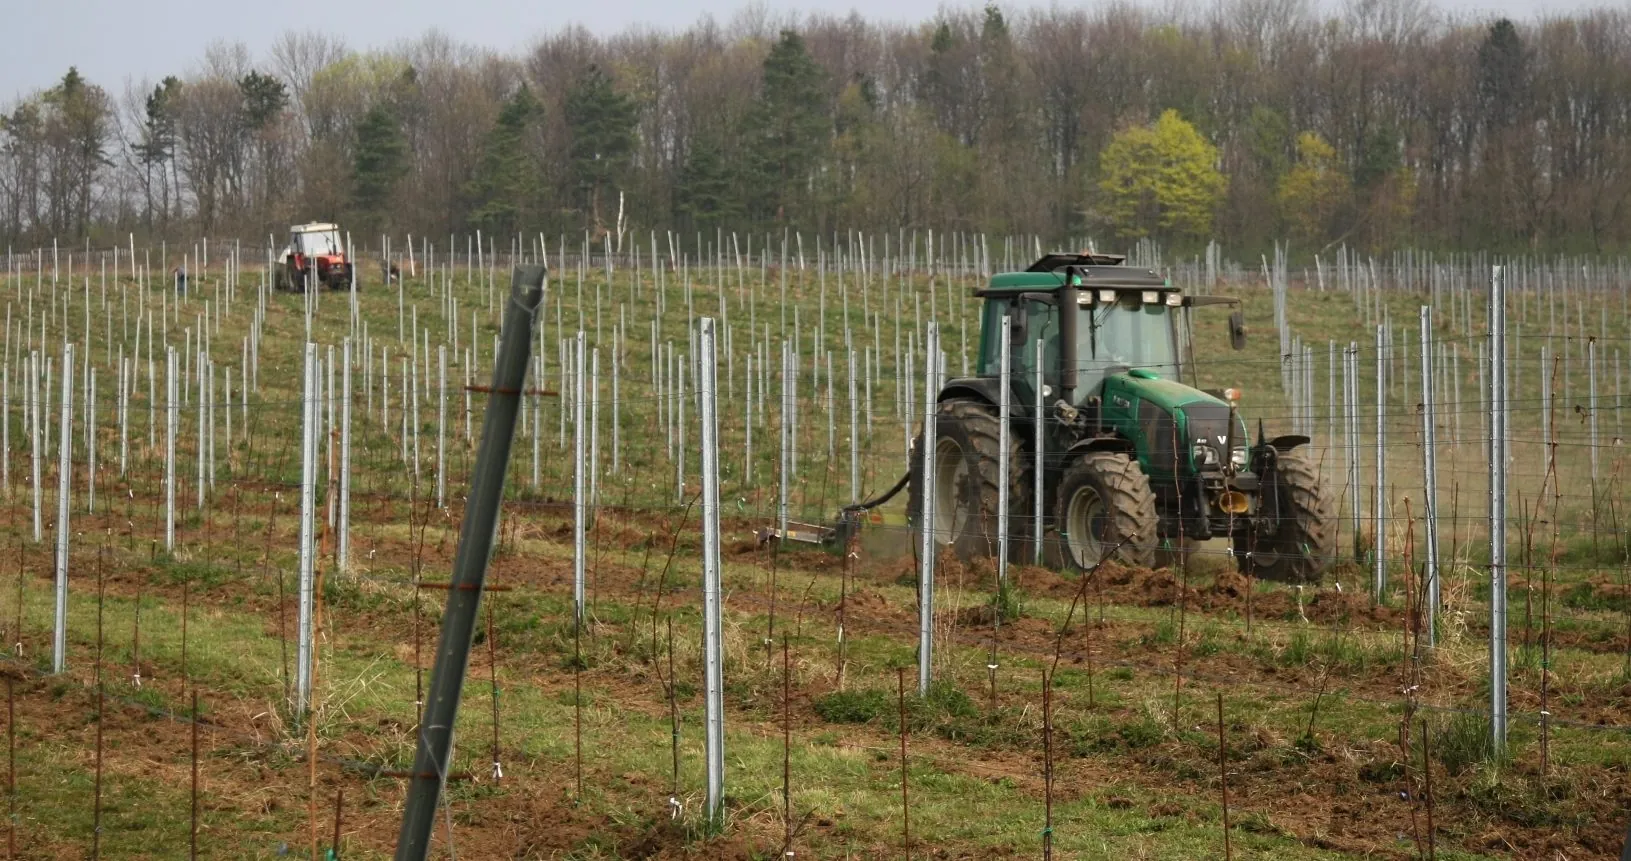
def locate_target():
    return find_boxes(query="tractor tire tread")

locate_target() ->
[1056,452,1158,569]
[1238,449,1334,583]
[908,399,1032,562]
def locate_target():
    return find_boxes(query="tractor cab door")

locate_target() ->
[1017,298,1060,404]
[980,294,1063,412]
[988,297,1058,411]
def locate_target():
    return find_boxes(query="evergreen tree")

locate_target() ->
[238,71,288,131]
[1353,124,1401,191]
[1477,19,1527,132]
[42,67,112,236]
[978,3,1022,145]
[133,76,183,229]
[745,30,829,223]
[351,102,406,232]
[563,65,637,233]
[467,85,543,237]
[919,23,961,139]
[676,133,740,232]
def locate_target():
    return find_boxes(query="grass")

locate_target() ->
[1,254,1628,858]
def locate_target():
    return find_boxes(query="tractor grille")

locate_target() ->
[1140,400,1178,477]
[1183,402,1233,469]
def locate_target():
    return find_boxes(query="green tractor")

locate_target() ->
[905,252,1333,582]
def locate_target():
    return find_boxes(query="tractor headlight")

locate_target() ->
[1230,446,1249,468]
[1192,445,1219,467]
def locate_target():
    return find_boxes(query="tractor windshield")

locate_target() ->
[1079,296,1177,395]
[296,229,342,257]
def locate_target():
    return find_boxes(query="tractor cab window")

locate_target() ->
[1082,296,1177,394]
[295,230,341,257]
[979,297,1059,393]
[1016,299,1058,390]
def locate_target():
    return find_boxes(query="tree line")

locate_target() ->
[3,1,1629,257]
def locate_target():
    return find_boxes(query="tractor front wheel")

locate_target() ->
[1235,449,1334,583]
[1053,452,1158,570]
[907,400,1030,562]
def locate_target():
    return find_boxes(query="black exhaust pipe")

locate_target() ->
[1058,266,1080,403]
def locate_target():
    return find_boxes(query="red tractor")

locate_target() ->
[274,222,356,291]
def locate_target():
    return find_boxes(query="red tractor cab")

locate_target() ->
[275,223,355,291]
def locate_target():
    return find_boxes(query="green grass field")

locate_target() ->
[0,247,1626,859]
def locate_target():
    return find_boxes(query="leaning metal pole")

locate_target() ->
[573,331,586,623]
[52,343,73,674]
[997,314,1011,582]
[1420,307,1439,650]
[1488,265,1508,752]
[918,323,940,697]
[1033,339,1044,565]
[698,317,726,826]
[1374,325,1386,599]
[395,265,544,861]
[295,344,317,714]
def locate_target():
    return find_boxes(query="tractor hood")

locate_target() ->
[1101,369,1241,477]
[1101,368,1227,413]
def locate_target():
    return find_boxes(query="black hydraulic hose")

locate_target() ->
[841,471,911,515]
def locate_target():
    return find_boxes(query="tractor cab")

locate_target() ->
[976,256,1196,407]
[275,222,355,292]
[292,223,342,259]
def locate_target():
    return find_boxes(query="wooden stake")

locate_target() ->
[1421,718,1435,861]
[665,616,679,813]
[781,635,792,856]
[897,666,909,861]
[93,545,105,859]
[191,690,199,861]
[7,675,14,859]
[331,788,344,860]
[487,598,501,781]
[1217,692,1231,861]
[1042,669,1054,860]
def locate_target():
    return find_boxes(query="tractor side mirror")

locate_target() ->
[1228,309,1247,351]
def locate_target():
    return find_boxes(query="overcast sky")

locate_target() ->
[3,0,1585,101]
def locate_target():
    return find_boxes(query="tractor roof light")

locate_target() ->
[1165,293,1182,307]
[1224,387,1243,402]
[1142,290,1159,305]
[1099,289,1115,303]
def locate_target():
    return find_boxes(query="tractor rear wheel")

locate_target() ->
[1235,449,1333,583]
[1053,452,1158,570]
[907,399,1031,562]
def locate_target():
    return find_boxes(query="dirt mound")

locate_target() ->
[1003,560,1404,625]
[1305,588,1399,624]
[841,588,894,614]
[1210,569,1254,600]
[956,603,997,626]
[726,537,761,558]
[1014,566,1089,601]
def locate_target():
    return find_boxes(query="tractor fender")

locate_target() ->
[1065,435,1137,457]
[1266,434,1311,452]
[935,377,1000,408]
